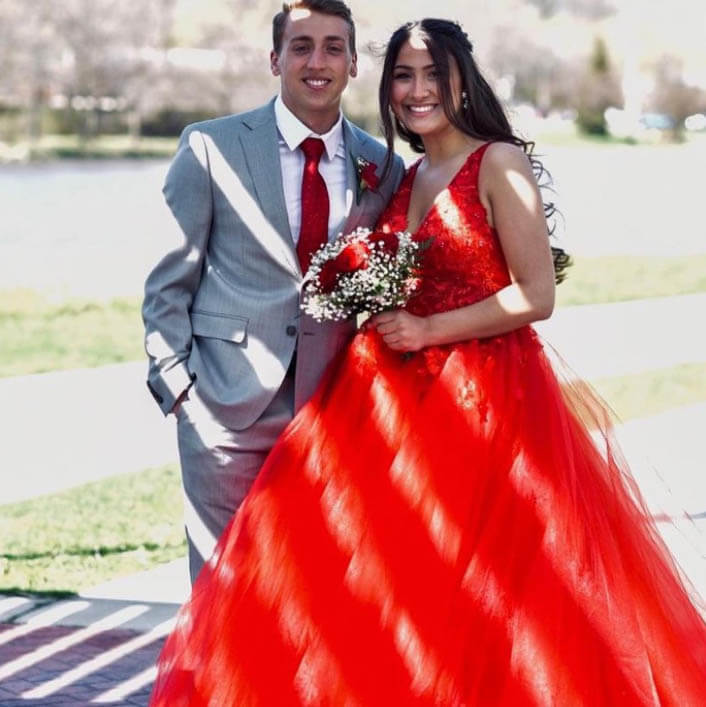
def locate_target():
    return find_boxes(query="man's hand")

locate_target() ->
[369,310,430,352]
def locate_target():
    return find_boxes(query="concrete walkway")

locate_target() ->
[0,362,176,506]
[534,292,706,379]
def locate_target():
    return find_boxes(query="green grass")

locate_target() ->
[0,465,185,596]
[556,255,706,307]
[1,255,705,379]
[0,289,144,377]
[592,362,706,422]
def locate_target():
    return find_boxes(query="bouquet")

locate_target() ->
[301,227,424,322]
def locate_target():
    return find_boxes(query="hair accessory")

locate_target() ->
[462,90,469,111]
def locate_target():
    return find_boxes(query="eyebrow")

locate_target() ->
[393,63,436,70]
[289,34,347,43]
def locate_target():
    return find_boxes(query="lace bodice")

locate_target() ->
[377,142,511,317]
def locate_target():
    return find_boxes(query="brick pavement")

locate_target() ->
[0,599,175,706]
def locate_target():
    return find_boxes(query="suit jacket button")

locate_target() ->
[286,325,297,337]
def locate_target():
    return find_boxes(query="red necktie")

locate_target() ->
[297,137,329,274]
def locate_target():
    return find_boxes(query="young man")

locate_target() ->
[142,0,405,582]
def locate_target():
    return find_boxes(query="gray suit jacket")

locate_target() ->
[143,99,405,430]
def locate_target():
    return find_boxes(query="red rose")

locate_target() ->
[373,231,399,256]
[318,260,340,293]
[360,162,380,190]
[334,241,371,272]
[317,241,370,293]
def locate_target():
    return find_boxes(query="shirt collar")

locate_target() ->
[274,94,344,161]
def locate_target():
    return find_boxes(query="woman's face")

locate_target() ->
[389,36,462,138]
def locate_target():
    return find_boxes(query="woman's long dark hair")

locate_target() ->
[379,18,571,283]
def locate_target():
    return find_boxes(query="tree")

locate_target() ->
[52,0,178,141]
[574,36,622,135]
[488,31,572,114]
[648,54,706,141]
[0,0,61,143]
[524,0,615,20]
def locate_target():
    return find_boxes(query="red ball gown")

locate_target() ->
[151,143,706,706]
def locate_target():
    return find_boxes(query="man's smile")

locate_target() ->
[304,78,332,89]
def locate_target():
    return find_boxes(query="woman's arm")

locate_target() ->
[371,142,555,352]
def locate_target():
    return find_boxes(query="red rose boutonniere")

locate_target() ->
[354,155,380,203]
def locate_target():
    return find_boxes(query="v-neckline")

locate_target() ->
[404,141,489,235]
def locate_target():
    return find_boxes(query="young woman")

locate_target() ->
[151,19,706,706]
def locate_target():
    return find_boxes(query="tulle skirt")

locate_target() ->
[151,326,706,706]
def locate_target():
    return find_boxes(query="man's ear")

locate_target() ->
[349,52,358,78]
[270,50,281,77]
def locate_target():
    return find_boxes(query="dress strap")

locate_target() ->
[470,140,494,163]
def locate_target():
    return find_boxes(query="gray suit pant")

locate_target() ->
[175,368,295,584]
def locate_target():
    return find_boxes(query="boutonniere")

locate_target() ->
[354,155,380,204]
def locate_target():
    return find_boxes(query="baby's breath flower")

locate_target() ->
[301,227,423,322]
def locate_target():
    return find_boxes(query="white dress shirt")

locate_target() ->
[274,95,349,247]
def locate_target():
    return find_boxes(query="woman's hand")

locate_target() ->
[370,310,430,352]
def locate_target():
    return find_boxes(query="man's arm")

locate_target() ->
[142,127,213,415]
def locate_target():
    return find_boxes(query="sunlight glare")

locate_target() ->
[197,132,299,275]
[394,610,439,695]
[408,28,428,52]
[506,167,539,211]
[183,491,219,568]
[92,665,157,704]
[290,8,313,22]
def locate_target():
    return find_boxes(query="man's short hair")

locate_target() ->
[272,0,356,56]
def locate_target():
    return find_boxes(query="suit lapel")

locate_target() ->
[340,119,365,236]
[240,102,300,275]
[340,119,387,236]
[237,109,382,274]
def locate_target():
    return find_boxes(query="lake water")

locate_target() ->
[0,159,171,299]
[1,142,705,299]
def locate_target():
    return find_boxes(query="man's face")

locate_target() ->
[271,8,357,131]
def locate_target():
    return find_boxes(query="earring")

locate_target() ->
[461,90,469,111]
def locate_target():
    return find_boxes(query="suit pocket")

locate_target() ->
[191,310,248,343]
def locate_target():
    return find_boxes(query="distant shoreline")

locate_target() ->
[0,136,179,164]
